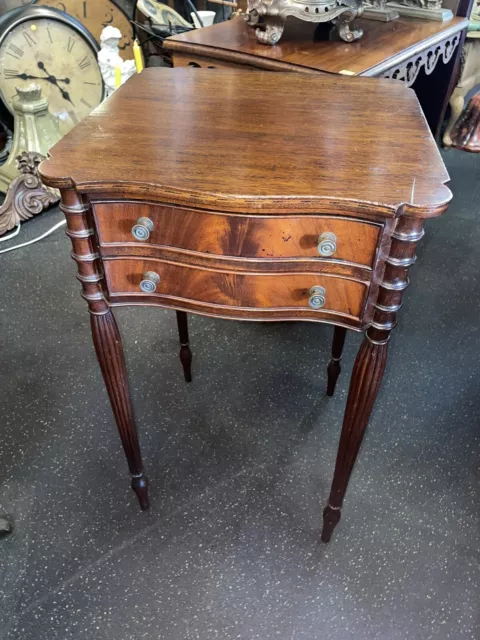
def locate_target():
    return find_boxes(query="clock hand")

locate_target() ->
[7,72,45,80]
[37,60,52,76]
[36,61,70,84]
[37,61,74,106]
[42,75,71,84]
[8,72,71,83]
[60,87,75,107]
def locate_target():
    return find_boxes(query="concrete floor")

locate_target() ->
[0,149,479,639]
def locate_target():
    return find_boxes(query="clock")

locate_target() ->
[0,6,104,135]
[34,0,134,60]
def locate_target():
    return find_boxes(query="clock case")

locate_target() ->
[32,0,135,61]
[0,5,104,129]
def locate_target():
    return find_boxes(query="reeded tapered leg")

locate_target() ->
[61,188,149,511]
[176,310,192,383]
[91,310,149,510]
[326,326,347,397]
[321,214,425,542]
[321,332,388,542]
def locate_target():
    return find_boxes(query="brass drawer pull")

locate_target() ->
[317,232,337,257]
[140,271,160,293]
[308,286,326,309]
[132,217,154,241]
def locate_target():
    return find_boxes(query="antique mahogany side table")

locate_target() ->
[39,68,452,542]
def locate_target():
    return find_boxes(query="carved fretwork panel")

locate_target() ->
[381,33,461,86]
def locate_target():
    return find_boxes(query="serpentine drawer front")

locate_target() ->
[38,69,452,543]
[93,202,382,268]
[103,258,369,323]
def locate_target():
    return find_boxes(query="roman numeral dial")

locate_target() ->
[35,0,135,62]
[0,15,104,136]
[78,56,91,70]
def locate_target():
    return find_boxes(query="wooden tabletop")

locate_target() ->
[165,16,468,76]
[40,68,451,217]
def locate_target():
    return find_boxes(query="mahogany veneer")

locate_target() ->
[93,203,382,266]
[39,68,451,543]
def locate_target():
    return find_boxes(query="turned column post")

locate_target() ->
[176,310,193,383]
[60,188,149,510]
[321,213,424,542]
[326,326,347,397]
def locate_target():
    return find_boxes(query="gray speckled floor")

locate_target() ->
[0,148,479,640]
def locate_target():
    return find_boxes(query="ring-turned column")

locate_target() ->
[60,188,149,510]
[321,213,424,542]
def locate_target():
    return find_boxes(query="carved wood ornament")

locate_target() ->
[0,152,59,236]
[381,32,461,85]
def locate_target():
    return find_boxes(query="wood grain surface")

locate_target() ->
[46,65,451,533]
[172,52,253,71]
[103,257,369,323]
[40,68,451,218]
[93,202,382,266]
[165,16,467,76]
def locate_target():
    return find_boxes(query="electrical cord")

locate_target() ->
[0,223,20,242]
[131,19,193,44]
[131,19,164,41]
[0,218,66,255]
[184,0,204,27]
[132,0,139,39]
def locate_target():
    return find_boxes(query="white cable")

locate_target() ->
[0,218,66,255]
[0,224,21,242]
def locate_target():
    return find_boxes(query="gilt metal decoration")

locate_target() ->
[0,84,60,194]
[245,0,364,45]
[0,84,60,235]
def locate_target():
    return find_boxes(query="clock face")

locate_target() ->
[35,0,134,60]
[0,17,103,135]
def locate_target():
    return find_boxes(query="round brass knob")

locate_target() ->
[308,286,326,309]
[317,232,337,257]
[140,271,160,293]
[132,217,154,241]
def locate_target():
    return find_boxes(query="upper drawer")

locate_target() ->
[93,202,381,268]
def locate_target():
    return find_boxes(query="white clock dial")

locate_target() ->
[0,17,103,134]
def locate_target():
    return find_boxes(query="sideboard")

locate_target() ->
[165,16,469,137]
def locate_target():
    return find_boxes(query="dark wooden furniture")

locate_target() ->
[39,68,451,543]
[165,16,469,137]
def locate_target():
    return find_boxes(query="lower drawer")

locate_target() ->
[104,258,369,322]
